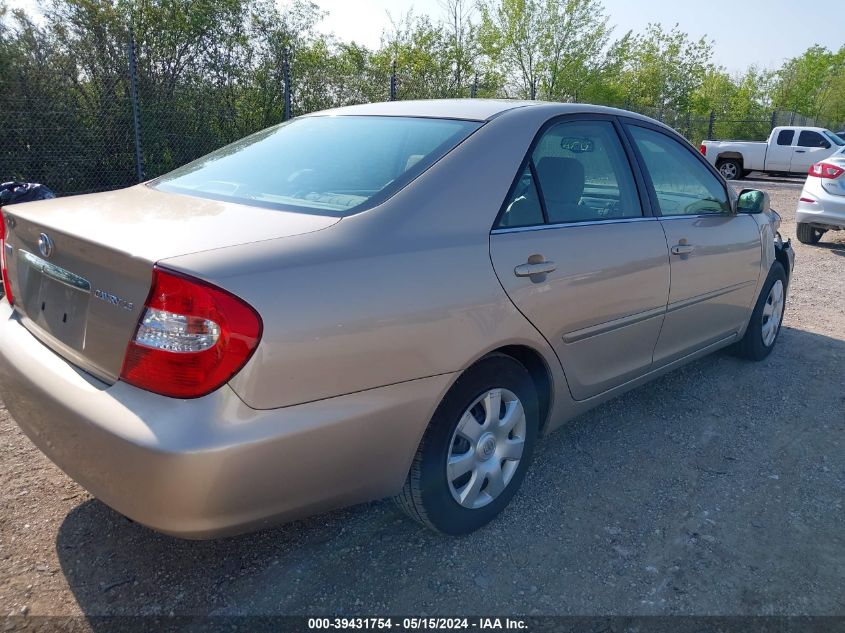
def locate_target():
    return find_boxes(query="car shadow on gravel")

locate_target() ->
[815,241,845,255]
[53,326,845,619]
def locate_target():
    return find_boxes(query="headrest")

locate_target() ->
[535,157,585,204]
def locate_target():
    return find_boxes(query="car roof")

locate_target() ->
[308,99,537,121]
[306,99,659,123]
[778,125,831,133]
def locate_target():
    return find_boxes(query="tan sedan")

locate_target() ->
[0,100,793,538]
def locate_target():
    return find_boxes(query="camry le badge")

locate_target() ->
[37,233,54,259]
[94,289,134,311]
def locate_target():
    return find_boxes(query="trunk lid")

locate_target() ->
[2,185,339,383]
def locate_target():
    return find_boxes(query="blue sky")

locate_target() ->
[9,0,840,74]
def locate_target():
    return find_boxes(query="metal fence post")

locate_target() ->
[127,28,144,182]
[770,110,777,131]
[471,74,478,99]
[707,110,715,140]
[789,109,796,125]
[390,59,397,101]
[283,47,292,121]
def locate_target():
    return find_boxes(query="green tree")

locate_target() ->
[619,23,715,115]
[773,45,845,122]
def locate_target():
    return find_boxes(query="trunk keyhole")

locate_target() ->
[62,313,67,323]
[41,301,46,311]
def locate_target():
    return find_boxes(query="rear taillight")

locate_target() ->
[699,144,707,156]
[0,210,13,305]
[809,162,845,179]
[120,267,262,399]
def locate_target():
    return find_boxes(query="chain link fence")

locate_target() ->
[1,40,842,198]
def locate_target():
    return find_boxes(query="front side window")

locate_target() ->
[154,116,481,216]
[776,130,794,146]
[629,126,731,216]
[797,131,828,148]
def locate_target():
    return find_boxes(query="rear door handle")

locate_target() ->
[795,150,806,153]
[514,261,556,277]
[671,244,695,255]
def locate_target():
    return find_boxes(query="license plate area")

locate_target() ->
[16,250,91,349]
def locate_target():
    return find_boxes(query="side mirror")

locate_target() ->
[822,141,831,149]
[736,188,770,214]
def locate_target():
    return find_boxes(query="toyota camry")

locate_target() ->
[0,100,794,538]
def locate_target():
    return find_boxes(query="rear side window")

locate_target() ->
[498,119,641,227]
[154,116,481,216]
[776,130,794,146]
[797,131,828,148]
[629,126,730,216]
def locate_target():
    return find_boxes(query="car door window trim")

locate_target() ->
[491,216,657,235]
[528,159,550,224]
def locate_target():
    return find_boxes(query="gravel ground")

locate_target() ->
[1,177,843,620]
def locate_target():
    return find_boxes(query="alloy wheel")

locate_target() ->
[719,162,738,179]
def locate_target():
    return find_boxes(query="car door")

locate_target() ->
[490,116,670,401]
[791,130,833,173]
[765,128,796,171]
[625,123,762,366]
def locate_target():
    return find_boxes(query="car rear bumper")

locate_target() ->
[0,302,451,538]
[796,194,845,229]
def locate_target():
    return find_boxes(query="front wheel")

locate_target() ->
[395,354,539,535]
[796,222,825,245]
[736,262,787,361]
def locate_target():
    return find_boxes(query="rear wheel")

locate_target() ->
[736,262,786,361]
[717,159,742,180]
[796,222,825,245]
[395,354,539,535]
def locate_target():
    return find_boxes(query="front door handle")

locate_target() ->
[795,150,806,153]
[671,243,695,255]
[514,261,556,277]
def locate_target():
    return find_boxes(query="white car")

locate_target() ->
[796,149,845,244]
[701,126,844,180]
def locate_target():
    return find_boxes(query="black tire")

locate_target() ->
[796,222,824,245]
[395,354,539,535]
[717,159,743,180]
[736,262,787,361]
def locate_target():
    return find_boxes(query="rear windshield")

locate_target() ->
[824,131,845,146]
[153,116,481,216]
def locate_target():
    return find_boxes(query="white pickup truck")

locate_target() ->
[700,126,844,180]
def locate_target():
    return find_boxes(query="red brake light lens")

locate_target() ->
[120,267,262,398]
[699,144,707,156]
[0,211,13,305]
[809,162,844,179]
